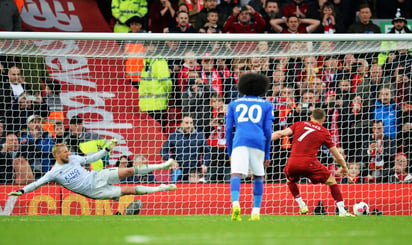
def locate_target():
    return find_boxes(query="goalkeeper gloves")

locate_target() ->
[8,189,24,196]
[105,139,118,153]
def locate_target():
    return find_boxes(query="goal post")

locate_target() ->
[0,32,411,216]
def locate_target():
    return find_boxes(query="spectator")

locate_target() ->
[347,4,380,33]
[261,0,282,33]
[392,66,412,107]
[19,115,55,177]
[388,8,411,33]
[287,89,318,124]
[126,16,147,34]
[350,59,369,93]
[207,96,230,183]
[0,0,21,31]
[0,119,6,146]
[178,0,203,25]
[282,0,309,18]
[148,0,178,33]
[64,115,109,171]
[0,133,17,184]
[199,53,224,96]
[111,0,148,33]
[335,75,352,110]
[356,63,390,110]
[160,114,211,183]
[320,56,340,91]
[1,133,34,184]
[222,5,266,33]
[54,121,69,144]
[344,95,369,161]
[195,0,225,30]
[138,41,173,129]
[2,66,27,105]
[177,50,201,93]
[361,120,397,182]
[270,14,320,33]
[177,50,202,92]
[168,11,198,33]
[15,38,50,93]
[373,87,401,140]
[341,162,367,184]
[319,2,344,33]
[386,152,412,183]
[297,55,321,93]
[321,90,348,149]
[182,71,214,133]
[188,169,206,183]
[6,92,48,134]
[43,80,64,137]
[198,8,224,33]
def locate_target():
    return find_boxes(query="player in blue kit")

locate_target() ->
[226,72,273,221]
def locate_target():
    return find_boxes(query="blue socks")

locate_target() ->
[230,175,241,202]
[253,177,264,208]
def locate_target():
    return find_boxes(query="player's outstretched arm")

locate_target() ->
[272,128,293,141]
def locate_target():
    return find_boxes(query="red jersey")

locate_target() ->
[289,121,335,158]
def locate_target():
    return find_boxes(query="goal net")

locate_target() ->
[1,33,411,216]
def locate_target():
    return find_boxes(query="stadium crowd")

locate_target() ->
[0,0,411,185]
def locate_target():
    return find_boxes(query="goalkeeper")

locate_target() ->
[9,141,178,199]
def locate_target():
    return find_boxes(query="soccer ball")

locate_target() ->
[353,201,369,215]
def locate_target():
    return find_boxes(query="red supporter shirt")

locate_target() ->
[289,121,335,158]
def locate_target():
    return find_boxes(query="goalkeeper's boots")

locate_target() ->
[249,213,260,221]
[300,206,309,215]
[339,211,355,217]
[159,184,177,191]
[231,204,242,221]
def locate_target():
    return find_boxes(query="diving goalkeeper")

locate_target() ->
[9,141,178,200]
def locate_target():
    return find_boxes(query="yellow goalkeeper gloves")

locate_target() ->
[105,139,118,153]
[9,190,24,196]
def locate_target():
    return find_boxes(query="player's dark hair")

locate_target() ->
[237,72,269,97]
[311,108,326,120]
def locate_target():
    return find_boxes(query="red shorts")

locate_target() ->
[283,157,330,184]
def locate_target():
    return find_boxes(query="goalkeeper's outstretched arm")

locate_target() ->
[9,173,53,196]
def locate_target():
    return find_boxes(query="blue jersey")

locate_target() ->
[225,95,274,160]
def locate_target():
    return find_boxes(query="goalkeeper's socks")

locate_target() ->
[134,162,170,175]
[230,175,241,202]
[336,201,347,214]
[253,177,263,209]
[295,197,306,208]
[134,186,162,195]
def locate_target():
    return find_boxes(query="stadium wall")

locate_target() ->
[2,184,411,216]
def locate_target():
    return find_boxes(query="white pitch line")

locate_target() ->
[125,235,151,243]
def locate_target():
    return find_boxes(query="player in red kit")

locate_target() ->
[272,108,354,216]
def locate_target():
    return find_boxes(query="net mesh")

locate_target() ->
[0,34,411,215]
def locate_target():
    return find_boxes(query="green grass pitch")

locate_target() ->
[1,215,411,245]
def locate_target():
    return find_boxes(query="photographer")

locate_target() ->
[181,71,214,134]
